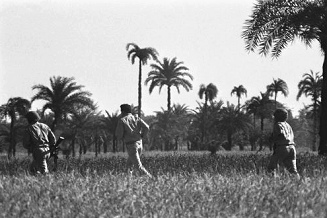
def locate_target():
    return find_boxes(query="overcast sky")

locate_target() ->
[0,0,324,116]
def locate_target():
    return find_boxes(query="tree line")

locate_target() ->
[1,0,326,157]
[0,70,322,158]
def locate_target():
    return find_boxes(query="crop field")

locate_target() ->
[0,150,327,218]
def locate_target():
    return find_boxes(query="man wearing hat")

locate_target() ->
[115,104,152,178]
[23,111,56,175]
[267,108,300,179]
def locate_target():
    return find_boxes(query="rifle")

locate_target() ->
[50,136,65,171]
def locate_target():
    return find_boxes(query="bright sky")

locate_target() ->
[0,0,324,116]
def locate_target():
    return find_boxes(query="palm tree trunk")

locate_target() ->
[318,48,327,155]
[167,85,171,111]
[313,102,317,151]
[8,116,15,159]
[201,95,208,143]
[227,132,232,151]
[138,59,142,117]
[259,116,264,151]
[274,92,277,109]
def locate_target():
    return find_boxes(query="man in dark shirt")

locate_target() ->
[23,111,56,174]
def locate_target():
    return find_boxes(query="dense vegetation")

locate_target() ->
[0,151,326,217]
[1,1,327,217]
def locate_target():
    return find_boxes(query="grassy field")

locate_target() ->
[0,150,327,218]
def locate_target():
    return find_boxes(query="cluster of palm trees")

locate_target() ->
[242,0,327,155]
[0,68,322,157]
[0,76,97,158]
[126,43,193,114]
[1,0,326,157]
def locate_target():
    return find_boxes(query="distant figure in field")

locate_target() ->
[23,111,56,175]
[115,104,152,178]
[268,108,300,179]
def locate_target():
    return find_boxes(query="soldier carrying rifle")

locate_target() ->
[23,111,56,175]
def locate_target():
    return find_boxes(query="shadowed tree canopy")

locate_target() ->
[0,97,31,158]
[297,70,322,102]
[199,83,218,110]
[231,85,247,108]
[198,83,218,143]
[242,0,327,155]
[31,76,96,131]
[297,70,322,151]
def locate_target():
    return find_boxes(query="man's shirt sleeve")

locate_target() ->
[47,126,56,147]
[140,119,149,137]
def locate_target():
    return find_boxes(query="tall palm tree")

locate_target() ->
[145,57,193,111]
[266,78,289,108]
[0,97,30,158]
[297,70,323,151]
[31,76,96,131]
[231,85,247,108]
[126,43,159,117]
[242,0,327,155]
[198,83,218,143]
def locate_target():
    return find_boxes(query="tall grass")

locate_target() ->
[0,151,326,217]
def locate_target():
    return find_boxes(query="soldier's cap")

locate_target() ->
[120,104,132,113]
[273,108,288,121]
[25,111,40,123]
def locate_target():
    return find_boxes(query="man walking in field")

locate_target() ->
[115,104,152,178]
[268,108,300,179]
[23,111,56,175]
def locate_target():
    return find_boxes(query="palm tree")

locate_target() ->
[63,107,96,157]
[198,83,218,143]
[170,104,191,150]
[0,124,10,153]
[145,57,193,111]
[103,110,120,152]
[247,92,275,150]
[297,70,323,151]
[215,102,252,151]
[31,76,96,131]
[231,85,247,108]
[266,78,289,108]
[198,83,218,112]
[245,98,259,129]
[242,0,327,155]
[0,97,30,158]
[150,108,175,151]
[126,43,159,117]
[248,92,274,132]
